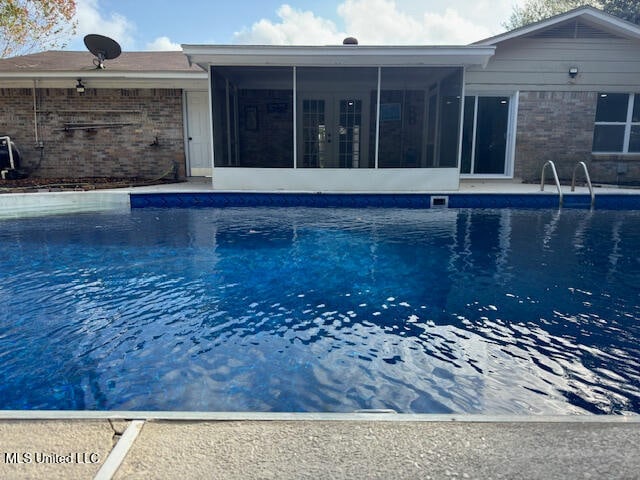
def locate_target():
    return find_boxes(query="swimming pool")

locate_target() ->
[0,207,638,414]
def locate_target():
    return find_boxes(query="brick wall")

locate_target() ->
[0,87,186,179]
[515,91,640,185]
[515,91,597,182]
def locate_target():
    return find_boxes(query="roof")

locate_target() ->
[0,50,205,75]
[473,6,640,46]
[182,44,495,69]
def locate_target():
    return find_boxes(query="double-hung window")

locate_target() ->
[592,93,640,153]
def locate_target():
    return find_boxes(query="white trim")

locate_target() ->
[623,93,635,152]
[461,92,518,178]
[293,66,297,169]
[375,67,381,169]
[182,90,190,175]
[183,45,495,69]
[507,91,519,178]
[0,71,207,80]
[593,92,640,154]
[457,67,467,171]
[207,66,215,187]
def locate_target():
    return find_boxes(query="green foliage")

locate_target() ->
[0,0,77,58]
[604,0,640,24]
[503,0,640,30]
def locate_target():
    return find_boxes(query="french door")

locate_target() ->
[298,94,369,168]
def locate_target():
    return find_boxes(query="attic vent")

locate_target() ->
[530,19,621,39]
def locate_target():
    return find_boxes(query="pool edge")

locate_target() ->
[1,410,638,422]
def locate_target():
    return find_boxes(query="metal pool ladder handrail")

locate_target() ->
[571,161,595,208]
[540,160,563,207]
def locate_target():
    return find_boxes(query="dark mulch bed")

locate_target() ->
[0,177,183,193]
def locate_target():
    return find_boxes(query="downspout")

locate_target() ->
[32,79,39,146]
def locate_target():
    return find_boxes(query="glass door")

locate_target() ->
[337,98,363,168]
[299,95,365,168]
[461,95,513,175]
[301,98,328,168]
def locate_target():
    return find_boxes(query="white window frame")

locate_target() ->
[459,91,518,179]
[593,93,640,154]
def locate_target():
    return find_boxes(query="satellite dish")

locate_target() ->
[83,34,122,69]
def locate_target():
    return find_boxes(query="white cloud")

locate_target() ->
[146,36,180,51]
[232,0,528,46]
[71,0,136,50]
[234,4,346,45]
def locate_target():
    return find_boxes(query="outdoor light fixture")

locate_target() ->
[76,79,85,93]
[568,67,579,78]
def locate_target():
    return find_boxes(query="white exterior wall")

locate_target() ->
[212,168,459,192]
[466,37,640,92]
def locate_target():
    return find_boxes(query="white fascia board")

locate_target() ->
[474,7,640,46]
[0,71,208,80]
[182,45,495,68]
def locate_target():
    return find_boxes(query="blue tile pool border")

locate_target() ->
[130,192,640,210]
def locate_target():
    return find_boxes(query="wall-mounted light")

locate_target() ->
[568,67,579,79]
[76,79,85,93]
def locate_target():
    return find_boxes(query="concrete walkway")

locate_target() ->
[1,415,638,479]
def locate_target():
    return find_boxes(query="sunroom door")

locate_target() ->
[299,94,367,168]
[461,95,515,176]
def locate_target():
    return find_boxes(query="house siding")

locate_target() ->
[466,37,640,92]
[0,87,186,179]
[467,33,640,185]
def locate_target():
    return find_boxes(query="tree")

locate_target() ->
[503,0,640,30]
[0,0,77,58]
[604,0,640,25]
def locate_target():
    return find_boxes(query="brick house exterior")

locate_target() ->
[515,91,598,182]
[1,7,639,189]
[469,7,640,187]
[0,51,207,180]
[1,87,185,178]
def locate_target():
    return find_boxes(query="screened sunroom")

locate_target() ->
[183,44,494,191]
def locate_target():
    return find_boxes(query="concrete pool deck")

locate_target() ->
[1,413,639,479]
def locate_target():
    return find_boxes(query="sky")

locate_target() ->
[63,0,530,52]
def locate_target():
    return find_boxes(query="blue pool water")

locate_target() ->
[0,207,638,414]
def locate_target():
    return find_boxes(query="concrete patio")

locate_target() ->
[1,413,639,480]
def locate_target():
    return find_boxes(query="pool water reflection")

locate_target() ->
[0,207,638,414]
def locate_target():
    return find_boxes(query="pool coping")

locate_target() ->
[1,410,638,422]
[1,181,640,218]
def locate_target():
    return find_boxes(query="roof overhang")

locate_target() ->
[0,71,208,80]
[0,70,208,90]
[474,6,640,46]
[182,44,496,69]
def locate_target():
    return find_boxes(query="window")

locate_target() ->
[593,93,640,153]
